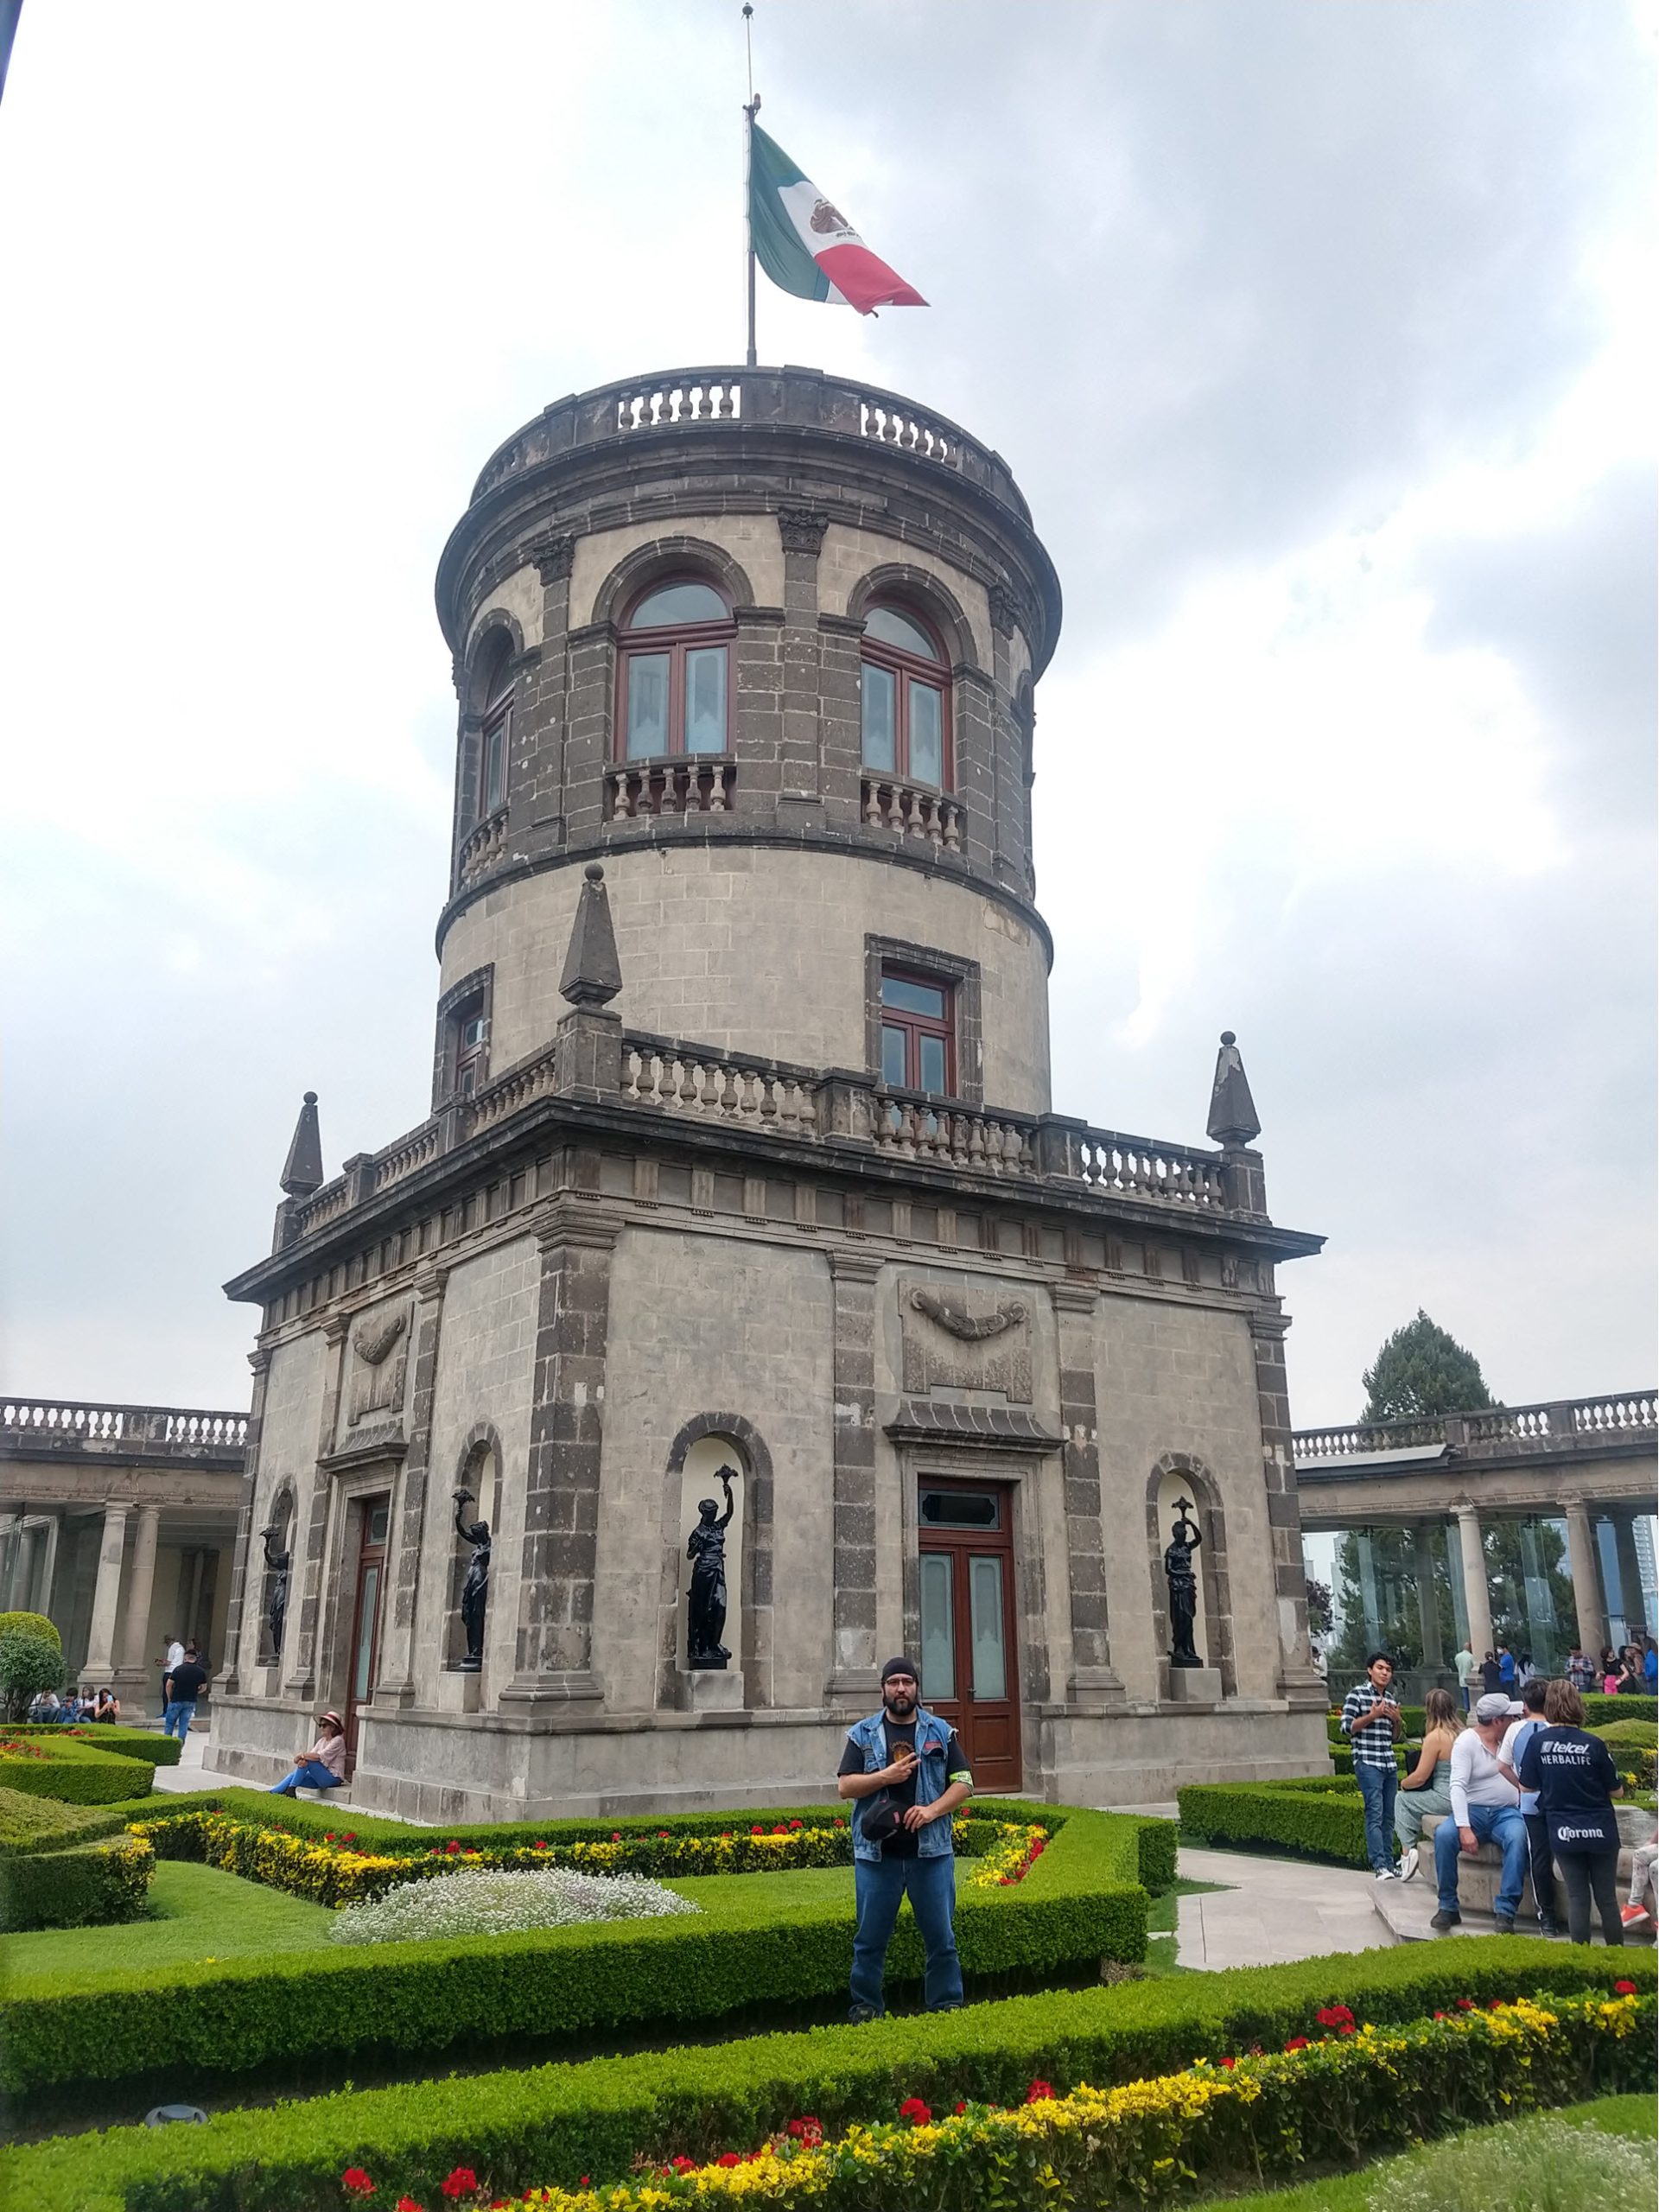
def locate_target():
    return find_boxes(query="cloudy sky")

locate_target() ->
[1,0,1652,1434]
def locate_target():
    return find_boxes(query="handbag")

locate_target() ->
[861,1789,904,1845]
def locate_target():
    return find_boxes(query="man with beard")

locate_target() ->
[836,1656,974,2022]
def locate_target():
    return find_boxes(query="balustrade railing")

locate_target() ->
[871,1091,1035,1174]
[613,377,741,430]
[606,758,735,820]
[466,1043,563,1135]
[1074,1131,1228,1209]
[2,1400,250,1452]
[455,810,507,888]
[861,777,962,850]
[620,1038,821,1135]
[372,1123,442,1195]
[289,1176,353,1240]
[1295,1393,1658,1463]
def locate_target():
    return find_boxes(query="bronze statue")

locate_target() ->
[685,1465,738,1669]
[258,1524,290,1663]
[452,1489,492,1671]
[1164,1497,1205,1668]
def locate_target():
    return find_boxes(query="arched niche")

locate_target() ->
[448,1424,503,1674]
[654,1412,775,1712]
[1145,1453,1236,1696]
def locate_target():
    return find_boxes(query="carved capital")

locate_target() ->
[988,582,1020,638]
[530,532,575,585]
[777,505,830,556]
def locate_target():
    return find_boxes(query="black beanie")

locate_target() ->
[880,1656,920,1684]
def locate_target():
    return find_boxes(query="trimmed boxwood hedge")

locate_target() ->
[0,1830,154,1932]
[6,1720,182,1767]
[1586,1693,1656,1724]
[0,1797,1166,2098]
[3,1942,1647,2212]
[1179,1777,1370,1866]
[0,1783,126,1857]
[0,1732,155,1804]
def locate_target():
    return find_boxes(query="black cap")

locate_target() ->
[880,1656,920,1684]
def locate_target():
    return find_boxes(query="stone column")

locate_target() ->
[1249,1312,1326,1706]
[287,1316,352,1701]
[1612,1513,1648,1637]
[777,507,827,799]
[1452,1502,1495,1662]
[499,1201,619,1708]
[1412,1521,1446,1669]
[82,1502,130,1681]
[377,1263,448,1706]
[0,1515,25,1607]
[825,1250,880,1701]
[35,1515,60,1623]
[219,1346,273,1697]
[112,1503,163,1713]
[1561,1497,1607,1656]
[1052,1283,1124,1704]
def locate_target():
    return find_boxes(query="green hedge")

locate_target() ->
[0,1609,60,1649]
[3,1945,1648,2212]
[1585,1693,1656,1724]
[1328,1703,1427,1741]
[0,1797,1163,2098]
[1328,1743,1410,1778]
[0,1732,155,1804]
[0,1831,154,1933]
[5,1721,182,1767]
[0,1784,127,1858]
[1179,1777,1372,1866]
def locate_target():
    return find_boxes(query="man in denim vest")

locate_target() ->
[836,1656,974,2023]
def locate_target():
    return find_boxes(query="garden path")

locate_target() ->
[1174,1845,1398,1969]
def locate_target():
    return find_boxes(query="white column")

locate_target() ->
[1561,1497,1606,1656]
[114,1503,163,1712]
[82,1503,130,1680]
[1453,1502,1495,1662]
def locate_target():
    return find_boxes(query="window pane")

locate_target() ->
[629,581,728,628]
[880,1025,908,1087]
[918,1033,947,1093]
[908,683,944,787]
[353,1565,380,1700]
[920,1489,1000,1529]
[881,975,946,1018]
[626,653,670,757]
[483,714,508,812]
[866,605,939,660]
[969,1555,1007,1700]
[861,663,896,772]
[683,646,728,753]
[919,1553,955,1702]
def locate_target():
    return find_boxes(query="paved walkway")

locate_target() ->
[151,1730,245,1794]
[1175,1846,1399,1969]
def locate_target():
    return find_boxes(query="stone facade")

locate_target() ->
[210,365,1332,1817]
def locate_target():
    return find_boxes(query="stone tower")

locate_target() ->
[213,366,1329,1821]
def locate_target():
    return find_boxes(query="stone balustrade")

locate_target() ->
[605,758,735,821]
[1,1399,250,1459]
[372,1122,442,1195]
[1294,1393,1657,1464]
[455,809,507,888]
[620,1036,822,1135]
[861,776,962,849]
[871,1091,1035,1174]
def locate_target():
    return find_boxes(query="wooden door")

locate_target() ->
[917,1480,1022,1793]
[344,1496,391,1775]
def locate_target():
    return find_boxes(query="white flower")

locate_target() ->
[329,1866,699,1945]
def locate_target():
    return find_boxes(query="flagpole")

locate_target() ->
[742,3,758,368]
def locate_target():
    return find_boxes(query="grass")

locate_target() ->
[2,1860,334,1980]
[1187,2094,1659,2210]
[1144,1873,1228,1975]
[662,1866,854,1906]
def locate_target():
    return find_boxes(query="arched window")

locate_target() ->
[861,602,950,790]
[617,578,734,760]
[476,634,513,817]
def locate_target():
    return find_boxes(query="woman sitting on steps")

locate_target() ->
[269,1710,347,1797]
[1395,1687,1462,1884]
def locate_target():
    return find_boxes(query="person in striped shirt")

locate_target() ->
[1341,1651,1405,1878]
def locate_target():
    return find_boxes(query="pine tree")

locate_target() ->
[1361,1310,1494,1423]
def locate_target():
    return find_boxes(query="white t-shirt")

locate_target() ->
[1501,1717,1546,1815]
[163,1641,185,1671]
[1450,1729,1521,1825]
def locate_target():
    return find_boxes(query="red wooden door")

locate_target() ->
[917,1481,1022,1793]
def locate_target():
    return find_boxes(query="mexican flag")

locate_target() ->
[749,124,925,315]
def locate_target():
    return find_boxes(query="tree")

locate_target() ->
[1304,1575,1334,1636]
[1361,1310,1494,1423]
[0,1630,66,1721]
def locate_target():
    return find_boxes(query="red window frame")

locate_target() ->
[861,602,952,791]
[615,576,736,760]
[880,967,956,1095]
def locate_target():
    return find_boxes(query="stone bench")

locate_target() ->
[1417,1808,1652,1929]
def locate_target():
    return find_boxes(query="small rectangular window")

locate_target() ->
[453,1001,488,1099]
[481,709,509,815]
[879,966,954,1093]
[861,663,897,773]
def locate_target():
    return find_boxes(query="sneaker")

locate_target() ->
[847,2003,880,2025]
[1373,1866,1400,1881]
[1398,1848,1420,1884]
[1429,1908,1462,1932]
[1538,1920,1564,1937]
[1492,1914,1516,1936]
[1619,1904,1651,1931]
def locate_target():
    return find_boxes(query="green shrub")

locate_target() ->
[1329,1704,1426,1741]
[1367,2109,1656,2212]
[0,1609,60,1649]
[0,1731,154,1804]
[0,1831,154,1933]
[0,1797,1158,2097]
[4,1721,183,1767]
[1330,1744,1410,1778]
[1179,1777,1371,1866]
[0,1784,125,1857]
[3,1948,1648,2212]
[0,1630,66,1721]
[1585,1694,1656,1726]
[1593,1719,1657,1748]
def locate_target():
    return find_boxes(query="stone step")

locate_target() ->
[1393,1811,1654,1929]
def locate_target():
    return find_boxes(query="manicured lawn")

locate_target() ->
[663,1865,855,1906]
[3,1859,335,1982]
[1188,2094,1658,2209]
[1145,1874,1227,1974]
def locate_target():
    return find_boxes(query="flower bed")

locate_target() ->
[3,1945,1648,2211]
[5,1721,183,1768]
[332,1868,701,1947]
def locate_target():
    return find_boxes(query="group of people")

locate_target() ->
[158,1636,211,1741]
[25,1685,120,1722]
[1342,1649,1653,1944]
[1567,1640,1656,1698]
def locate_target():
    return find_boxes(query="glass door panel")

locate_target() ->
[919,1551,956,1703]
[969,1554,1007,1700]
[353,1564,381,1701]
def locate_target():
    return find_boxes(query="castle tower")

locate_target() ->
[213,367,1329,1821]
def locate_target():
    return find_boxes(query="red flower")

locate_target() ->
[341,2173,375,2199]
[671,2157,696,2173]
[1455,1998,1473,2011]
[1615,1980,1637,1995]
[772,1823,788,1834]
[1219,2056,1236,2069]
[1026,2080,1054,2103]
[440,2171,477,2199]
[325,1832,337,1843]
[717,2151,742,2166]
[1338,2024,1357,2036]
[611,1832,622,1842]
[396,2199,425,2212]
[954,2100,969,2113]
[343,1832,357,1843]
[790,1818,803,1828]
[752,1824,764,1835]
[658,1830,671,1839]
[899,2096,932,2125]
[1434,2011,1446,2019]
[534,1841,546,1851]
[1315,2005,1355,2029]
[445,1840,461,1855]
[1284,2037,1309,2052]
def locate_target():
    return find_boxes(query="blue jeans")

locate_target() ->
[162,1700,197,1740]
[1434,1802,1528,1918]
[850,1851,963,2014]
[1355,1760,1398,1872]
[270,1758,341,1796]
